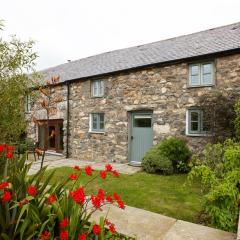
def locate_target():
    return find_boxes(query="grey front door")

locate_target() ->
[129,112,153,163]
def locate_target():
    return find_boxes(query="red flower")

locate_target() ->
[74,165,81,171]
[100,170,107,179]
[0,181,9,190]
[105,164,113,172]
[27,185,37,196]
[6,145,14,152]
[48,194,57,203]
[60,230,69,240]
[69,187,85,205]
[69,173,78,180]
[91,195,101,209]
[97,189,105,201]
[85,165,93,176]
[0,144,5,152]
[117,199,125,209]
[78,232,87,240]
[5,152,13,159]
[92,224,101,235]
[106,195,113,203]
[109,223,116,234]
[60,218,69,228]
[2,191,12,202]
[113,193,121,201]
[112,170,119,177]
[40,230,50,240]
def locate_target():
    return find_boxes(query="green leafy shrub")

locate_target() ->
[142,145,173,174]
[142,137,191,174]
[176,161,190,173]
[188,140,240,232]
[158,137,191,172]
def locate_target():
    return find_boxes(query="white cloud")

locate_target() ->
[1,0,240,70]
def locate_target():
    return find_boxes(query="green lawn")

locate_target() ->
[43,167,203,223]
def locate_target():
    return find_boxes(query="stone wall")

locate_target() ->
[27,53,240,163]
[26,84,68,154]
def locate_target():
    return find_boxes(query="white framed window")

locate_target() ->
[89,113,105,132]
[189,62,214,86]
[186,109,210,135]
[92,80,104,97]
[25,94,32,112]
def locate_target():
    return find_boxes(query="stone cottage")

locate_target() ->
[27,22,240,164]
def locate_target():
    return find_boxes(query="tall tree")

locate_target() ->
[0,22,37,143]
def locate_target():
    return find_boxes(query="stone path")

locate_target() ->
[28,153,141,175]
[91,205,237,240]
[28,153,237,240]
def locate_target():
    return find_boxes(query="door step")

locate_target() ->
[45,151,64,156]
[128,161,142,167]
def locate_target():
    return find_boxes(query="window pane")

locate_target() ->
[93,81,98,96]
[190,112,199,121]
[92,121,97,130]
[99,121,104,130]
[202,73,212,84]
[191,65,199,75]
[190,75,200,85]
[202,63,212,74]
[99,80,104,96]
[99,113,104,130]
[191,122,199,131]
[92,114,98,130]
[134,117,152,127]
[91,113,104,131]
[25,95,31,112]
[49,126,56,148]
[99,113,104,122]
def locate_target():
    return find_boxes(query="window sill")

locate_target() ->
[186,133,212,137]
[187,84,215,89]
[88,131,105,134]
[91,96,104,98]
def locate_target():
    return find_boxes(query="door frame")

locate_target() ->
[128,110,153,163]
[37,119,64,153]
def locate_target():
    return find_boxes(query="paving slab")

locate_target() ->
[163,220,236,240]
[91,205,236,240]
[28,154,141,175]
[91,205,176,240]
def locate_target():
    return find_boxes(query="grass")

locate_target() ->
[43,167,203,223]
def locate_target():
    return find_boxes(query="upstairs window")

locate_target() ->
[189,62,214,86]
[186,109,210,135]
[90,113,105,132]
[92,80,104,97]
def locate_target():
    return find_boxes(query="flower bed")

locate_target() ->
[0,144,134,239]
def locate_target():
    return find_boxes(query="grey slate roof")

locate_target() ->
[41,22,240,83]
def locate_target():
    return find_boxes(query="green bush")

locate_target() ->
[188,140,240,232]
[142,145,173,175]
[142,137,191,174]
[158,137,191,172]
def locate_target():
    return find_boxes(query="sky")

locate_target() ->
[1,0,240,71]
